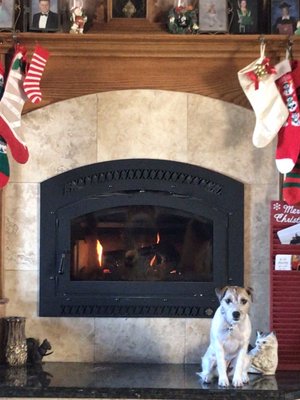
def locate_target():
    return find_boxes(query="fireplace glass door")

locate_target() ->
[71,205,213,282]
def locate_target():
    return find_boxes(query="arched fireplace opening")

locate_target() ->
[40,158,244,318]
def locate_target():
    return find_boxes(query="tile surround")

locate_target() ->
[2,90,279,363]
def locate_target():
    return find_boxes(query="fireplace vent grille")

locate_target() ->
[60,304,204,318]
[64,168,223,196]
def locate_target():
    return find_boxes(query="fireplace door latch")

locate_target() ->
[58,252,67,275]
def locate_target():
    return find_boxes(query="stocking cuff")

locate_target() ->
[273,59,291,81]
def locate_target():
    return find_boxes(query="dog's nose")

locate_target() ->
[232,311,240,320]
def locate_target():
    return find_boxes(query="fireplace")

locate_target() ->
[40,158,244,318]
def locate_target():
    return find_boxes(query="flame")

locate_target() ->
[96,240,103,267]
[150,233,160,267]
[150,254,157,267]
[156,232,160,244]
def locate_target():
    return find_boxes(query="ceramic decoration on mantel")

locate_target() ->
[70,0,88,34]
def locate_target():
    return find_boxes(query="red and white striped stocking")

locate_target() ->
[23,45,49,104]
[0,46,29,164]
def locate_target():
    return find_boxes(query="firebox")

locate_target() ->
[40,159,244,318]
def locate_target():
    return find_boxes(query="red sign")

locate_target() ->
[271,201,300,225]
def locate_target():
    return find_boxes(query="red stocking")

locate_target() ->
[275,70,300,173]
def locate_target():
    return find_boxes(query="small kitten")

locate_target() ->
[247,331,278,375]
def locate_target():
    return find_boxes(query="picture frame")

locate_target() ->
[270,0,299,34]
[0,0,16,29]
[198,0,228,33]
[29,0,60,31]
[110,0,147,19]
[106,0,152,30]
[107,0,151,22]
[229,0,259,34]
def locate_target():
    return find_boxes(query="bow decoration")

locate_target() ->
[246,57,277,90]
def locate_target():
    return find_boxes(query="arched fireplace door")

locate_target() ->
[40,159,244,318]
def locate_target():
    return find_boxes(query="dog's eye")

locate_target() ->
[225,298,232,304]
[241,299,248,305]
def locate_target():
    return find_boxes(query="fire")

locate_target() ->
[96,240,103,267]
[156,232,160,244]
[150,233,160,267]
[150,254,157,267]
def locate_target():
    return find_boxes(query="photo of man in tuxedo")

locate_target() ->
[31,0,59,30]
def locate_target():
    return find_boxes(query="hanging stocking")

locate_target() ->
[0,137,9,188]
[275,60,300,174]
[291,60,300,95]
[0,63,9,187]
[283,155,300,205]
[238,43,289,148]
[0,46,29,164]
[0,60,4,98]
[23,45,49,104]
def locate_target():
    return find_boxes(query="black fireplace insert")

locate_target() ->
[40,159,244,317]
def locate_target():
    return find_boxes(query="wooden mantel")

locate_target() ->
[0,33,299,114]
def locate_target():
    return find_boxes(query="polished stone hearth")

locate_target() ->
[0,363,299,400]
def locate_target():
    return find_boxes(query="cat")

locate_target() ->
[246,331,278,375]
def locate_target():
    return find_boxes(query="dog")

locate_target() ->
[199,286,253,387]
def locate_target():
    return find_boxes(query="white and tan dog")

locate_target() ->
[199,286,253,387]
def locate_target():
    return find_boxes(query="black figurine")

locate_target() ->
[26,338,53,364]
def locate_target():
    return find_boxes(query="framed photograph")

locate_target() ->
[271,0,299,34]
[230,0,258,33]
[29,0,60,31]
[198,0,228,32]
[0,0,15,29]
[107,0,149,21]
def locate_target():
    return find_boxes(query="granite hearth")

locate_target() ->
[0,363,299,400]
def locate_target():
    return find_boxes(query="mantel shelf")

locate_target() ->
[0,33,297,113]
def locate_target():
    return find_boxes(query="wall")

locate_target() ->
[2,90,278,363]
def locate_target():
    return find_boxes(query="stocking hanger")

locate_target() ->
[259,35,266,45]
[286,37,293,60]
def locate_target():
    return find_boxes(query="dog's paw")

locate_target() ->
[198,373,212,384]
[242,373,249,384]
[232,376,244,388]
[218,376,230,387]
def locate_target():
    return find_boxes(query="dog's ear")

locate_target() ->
[215,286,228,302]
[245,287,254,301]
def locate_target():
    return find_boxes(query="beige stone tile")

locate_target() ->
[4,270,95,362]
[248,273,270,340]
[5,270,38,318]
[25,317,95,362]
[3,183,39,271]
[187,94,278,185]
[95,317,186,363]
[244,183,279,279]
[184,318,211,364]
[97,90,188,162]
[10,95,98,183]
